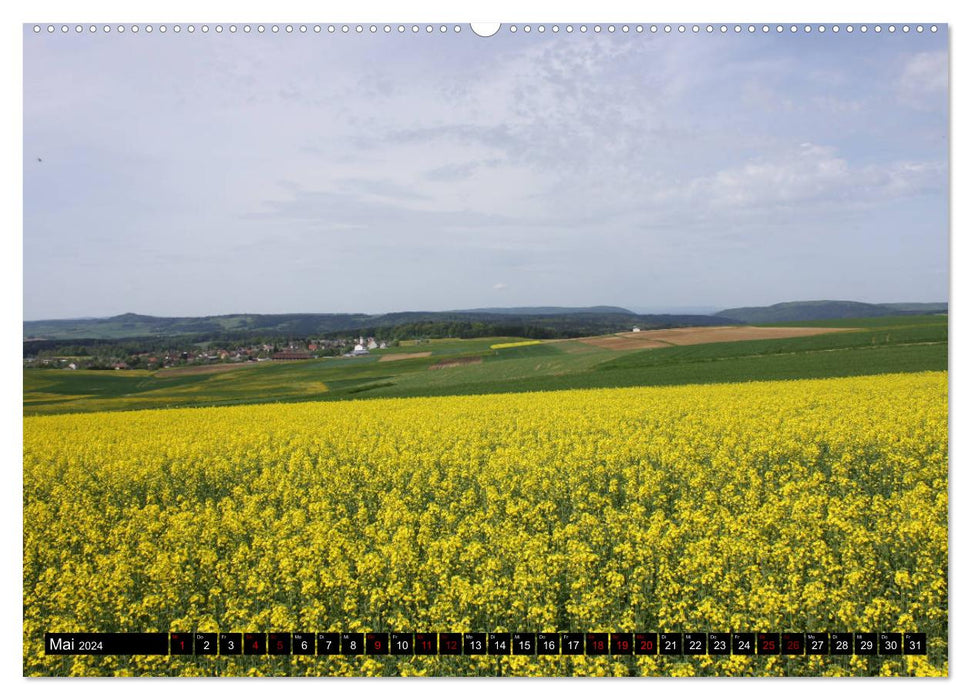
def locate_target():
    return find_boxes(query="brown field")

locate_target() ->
[429,356,483,370]
[154,362,258,378]
[378,352,433,362]
[578,325,854,350]
[577,337,673,351]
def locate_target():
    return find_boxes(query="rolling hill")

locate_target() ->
[715,300,947,324]
[23,314,947,416]
[24,308,732,341]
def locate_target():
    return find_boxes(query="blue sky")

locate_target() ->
[23,24,948,318]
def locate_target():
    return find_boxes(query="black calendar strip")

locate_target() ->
[44,631,927,656]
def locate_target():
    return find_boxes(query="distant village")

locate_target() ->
[24,335,393,371]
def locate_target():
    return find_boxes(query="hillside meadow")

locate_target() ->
[23,315,947,415]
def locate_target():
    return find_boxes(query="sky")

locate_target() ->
[23,24,949,319]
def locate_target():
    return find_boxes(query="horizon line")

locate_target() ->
[21,299,949,324]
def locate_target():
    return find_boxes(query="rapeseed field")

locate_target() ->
[23,372,947,676]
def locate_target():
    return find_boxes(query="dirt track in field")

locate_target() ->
[578,325,855,350]
[378,352,432,362]
[154,362,258,377]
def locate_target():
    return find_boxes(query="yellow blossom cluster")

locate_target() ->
[489,340,544,349]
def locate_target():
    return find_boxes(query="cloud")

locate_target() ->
[493,282,508,290]
[424,159,502,182]
[334,177,431,203]
[660,143,945,217]
[898,51,948,107]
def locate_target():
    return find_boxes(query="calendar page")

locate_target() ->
[21,12,949,680]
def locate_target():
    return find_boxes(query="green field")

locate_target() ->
[23,316,947,415]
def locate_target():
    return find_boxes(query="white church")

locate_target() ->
[348,336,387,356]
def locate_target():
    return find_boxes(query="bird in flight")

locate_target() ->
[37,157,42,162]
